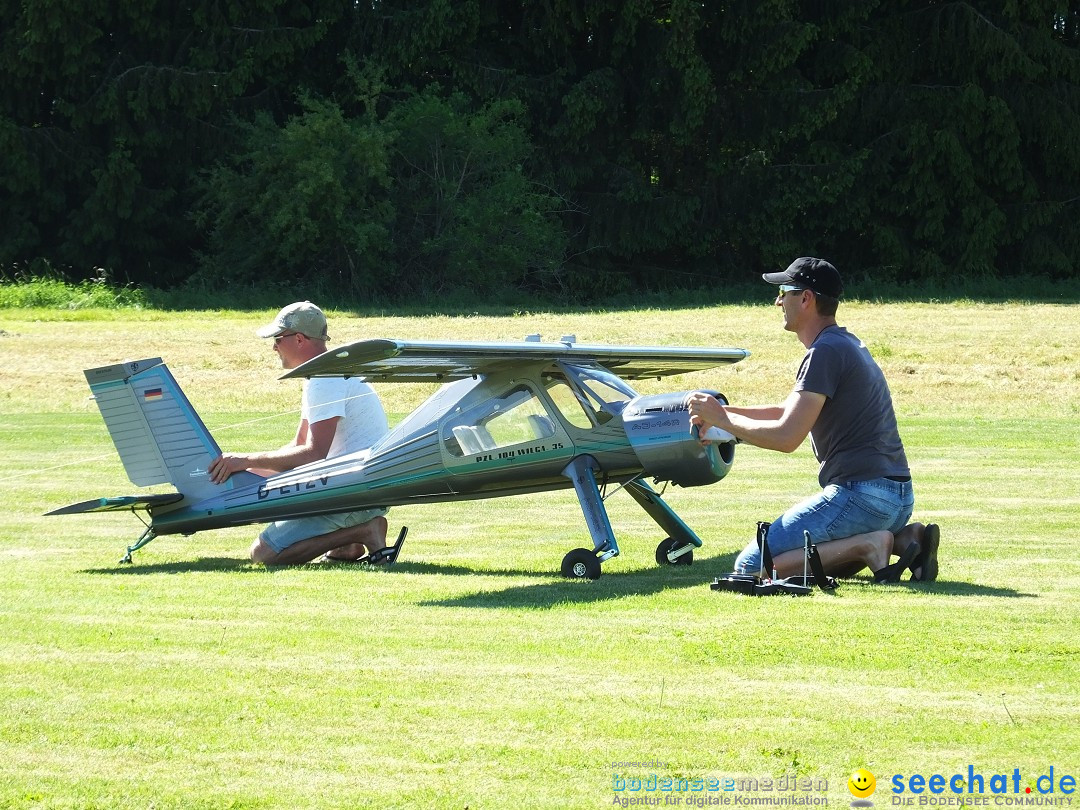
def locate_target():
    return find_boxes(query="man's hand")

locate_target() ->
[684,391,730,436]
[208,453,251,484]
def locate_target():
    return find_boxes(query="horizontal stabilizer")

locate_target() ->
[45,493,183,516]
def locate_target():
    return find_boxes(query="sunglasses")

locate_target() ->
[274,332,299,345]
[777,285,806,296]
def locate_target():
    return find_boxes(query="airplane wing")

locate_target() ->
[281,338,750,382]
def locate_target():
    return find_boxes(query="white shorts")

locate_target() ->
[259,507,389,554]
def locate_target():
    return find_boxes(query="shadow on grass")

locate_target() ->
[415,553,744,609]
[420,572,1034,610]
[906,580,1036,598]
[838,576,1035,598]
[83,556,254,575]
[81,556,1036,604]
[418,569,709,609]
[384,560,551,578]
[81,557,578,577]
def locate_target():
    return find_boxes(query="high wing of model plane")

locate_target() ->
[48,337,749,578]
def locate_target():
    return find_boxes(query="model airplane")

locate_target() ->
[48,337,750,578]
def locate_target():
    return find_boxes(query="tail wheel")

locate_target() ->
[561,548,602,580]
[655,537,693,566]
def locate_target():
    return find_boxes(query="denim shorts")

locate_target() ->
[259,507,389,554]
[734,478,914,574]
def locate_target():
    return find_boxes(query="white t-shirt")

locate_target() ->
[301,377,388,459]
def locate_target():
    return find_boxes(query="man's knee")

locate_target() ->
[250,536,279,564]
[368,514,388,537]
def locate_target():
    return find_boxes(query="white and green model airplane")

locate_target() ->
[48,337,750,579]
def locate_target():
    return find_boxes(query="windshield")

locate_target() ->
[550,362,638,424]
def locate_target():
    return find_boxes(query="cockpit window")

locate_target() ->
[544,380,594,429]
[442,383,556,457]
[553,362,638,424]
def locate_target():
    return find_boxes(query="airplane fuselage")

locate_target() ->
[148,362,732,537]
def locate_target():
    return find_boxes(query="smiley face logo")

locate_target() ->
[848,768,876,798]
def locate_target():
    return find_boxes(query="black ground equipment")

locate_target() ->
[710,524,838,597]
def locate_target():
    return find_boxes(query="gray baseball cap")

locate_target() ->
[256,301,329,340]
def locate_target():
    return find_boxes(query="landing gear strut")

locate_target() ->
[559,456,705,579]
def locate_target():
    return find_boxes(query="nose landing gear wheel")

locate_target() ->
[561,548,602,580]
[656,537,694,566]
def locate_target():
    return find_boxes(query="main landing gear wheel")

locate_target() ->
[655,537,694,566]
[561,548,602,580]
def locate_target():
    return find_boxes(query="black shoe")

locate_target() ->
[873,540,920,584]
[910,524,940,582]
[367,526,408,566]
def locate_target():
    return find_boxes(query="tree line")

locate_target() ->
[2,1,1078,300]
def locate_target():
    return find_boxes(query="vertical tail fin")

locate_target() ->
[85,358,245,502]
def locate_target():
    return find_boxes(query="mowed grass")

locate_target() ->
[0,301,1078,809]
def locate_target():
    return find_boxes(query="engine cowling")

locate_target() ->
[622,390,736,487]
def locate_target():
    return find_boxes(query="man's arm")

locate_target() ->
[208,416,341,483]
[723,403,786,420]
[686,390,825,453]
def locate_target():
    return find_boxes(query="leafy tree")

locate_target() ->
[194,86,567,298]
[827,0,1080,282]
[709,0,1080,282]
[384,90,568,295]
[0,0,348,285]
[359,0,741,294]
[4,0,1079,297]
[193,95,393,295]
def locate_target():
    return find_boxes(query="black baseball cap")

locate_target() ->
[762,257,843,298]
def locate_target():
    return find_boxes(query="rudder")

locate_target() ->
[86,358,228,503]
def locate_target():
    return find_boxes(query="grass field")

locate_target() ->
[0,300,1078,809]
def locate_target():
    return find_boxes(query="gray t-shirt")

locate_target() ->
[794,325,909,487]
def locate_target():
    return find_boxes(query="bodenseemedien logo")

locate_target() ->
[849,768,877,807]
